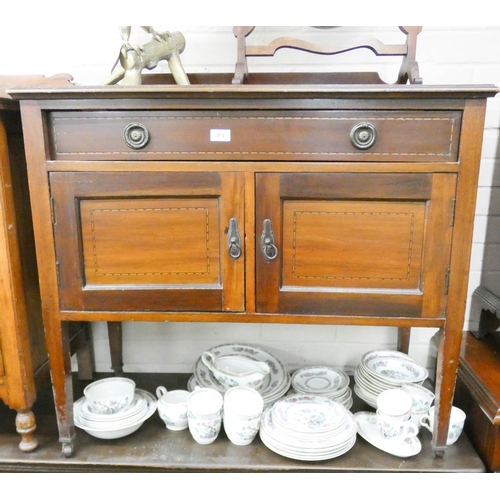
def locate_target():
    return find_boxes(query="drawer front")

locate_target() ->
[48,110,461,162]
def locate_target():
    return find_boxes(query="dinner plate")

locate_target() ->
[272,394,347,434]
[260,433,356,461]
[354,411,422,457]
[261,407,356,448]
[189,372,290,408]
[259,407,357,460]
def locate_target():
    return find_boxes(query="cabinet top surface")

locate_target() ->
[8,82,500,102]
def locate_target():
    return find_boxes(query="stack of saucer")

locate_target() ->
[259,394,357,461]
[74,388,157,439]
[354,350,428,408]
[291,366,353,410]
[189,343,290,407]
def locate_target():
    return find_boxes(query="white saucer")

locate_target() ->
[354,411,421,458]
[291,366,349,396]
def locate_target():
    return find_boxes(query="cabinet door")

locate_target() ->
[256,173,456,319]
[50,171,245,312]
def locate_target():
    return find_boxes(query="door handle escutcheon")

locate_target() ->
[261,219,278,261]
[227,218,242,260]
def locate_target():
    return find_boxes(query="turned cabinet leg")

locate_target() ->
[432,325,462,457]
[49,321,76,457]
[397,327,411,354]
[107,321,124,376]
[15,409,38,452]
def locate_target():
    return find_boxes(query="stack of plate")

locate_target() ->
[259,394,357,461]
[189,343,290,407]
[290,366,353,410]
[73,388,157,439]
[354,350,429,408]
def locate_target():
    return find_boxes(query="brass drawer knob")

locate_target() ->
[350,122,377,150]
[123,122,150,149]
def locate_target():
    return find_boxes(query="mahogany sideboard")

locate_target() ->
[9,78,498,459]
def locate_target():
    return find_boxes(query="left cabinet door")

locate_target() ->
[50,171,245,312]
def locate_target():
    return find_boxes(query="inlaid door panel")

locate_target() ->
[256,172,456,318]
[50,171,245,312]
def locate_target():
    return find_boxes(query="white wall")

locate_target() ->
[1,26,499,376]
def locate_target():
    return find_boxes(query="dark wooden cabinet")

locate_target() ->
[456,331,500,472]
[10,79,498,462]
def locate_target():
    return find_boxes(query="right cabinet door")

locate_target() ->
[255,172,456,319]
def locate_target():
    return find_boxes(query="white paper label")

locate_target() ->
[210,129,231,142]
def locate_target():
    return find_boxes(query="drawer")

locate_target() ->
[48,110,461,162]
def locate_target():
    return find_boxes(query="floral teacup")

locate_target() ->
[187,388,223,444]
[419,406,465,445]
[223,386,264,446]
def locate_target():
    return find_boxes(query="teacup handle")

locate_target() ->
[419,414,432,433]
[201,352,216,372]
[156,386,168,399]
